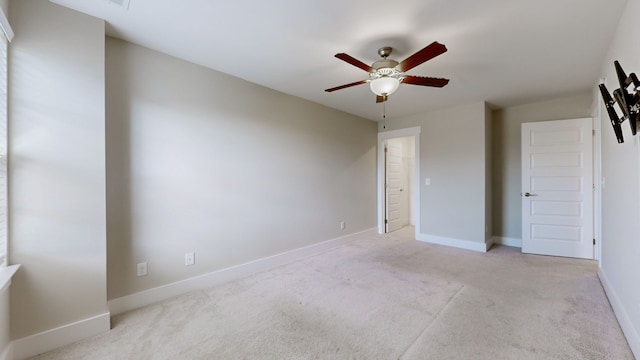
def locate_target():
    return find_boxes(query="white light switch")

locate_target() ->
[425,178,431,186]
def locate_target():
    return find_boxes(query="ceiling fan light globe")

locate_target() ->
[370,77,400,96]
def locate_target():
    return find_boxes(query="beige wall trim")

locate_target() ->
[417,233,492,252]
[109,228,377,315]
[11,312,110,359]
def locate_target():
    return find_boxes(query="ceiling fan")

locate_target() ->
[325,41,449,103]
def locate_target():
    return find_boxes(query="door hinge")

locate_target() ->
[384,147,388,153]
[385,219,388,224]
[593,129,595,136]
[593,238,596,245]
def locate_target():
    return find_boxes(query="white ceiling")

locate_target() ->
[50,0,628,121]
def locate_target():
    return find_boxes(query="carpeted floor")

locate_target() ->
[30,227,634,359]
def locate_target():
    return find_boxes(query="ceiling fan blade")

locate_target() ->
[402,75,449,87]
[335,53,374,72]
[324,80,368,92]
[397,42,447,72]
[376,95,388,103]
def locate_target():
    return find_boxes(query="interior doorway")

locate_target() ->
[377,127,421,235]
[384,136,415,232]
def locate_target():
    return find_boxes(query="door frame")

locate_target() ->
[377,126,421,235]
[593,95,603,262]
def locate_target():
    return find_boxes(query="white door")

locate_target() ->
[521,118,594,259]
[385,140,404,232]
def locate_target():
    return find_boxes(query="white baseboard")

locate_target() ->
[598,267,640,359]
[109,228,377,315]
[416,233,491,252]
[492,236,522,248]
[11,312,110,360]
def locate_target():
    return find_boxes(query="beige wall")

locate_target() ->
[0,286,8,357]
[491,93,592,241]
[380,102,491,246]
[0,0,7,17]
[597,0,640,355]
[9,0,107,339]
[105,38,377,299]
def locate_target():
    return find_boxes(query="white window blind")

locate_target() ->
[0,30,7,267]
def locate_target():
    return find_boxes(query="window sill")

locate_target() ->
[0,264,20,294]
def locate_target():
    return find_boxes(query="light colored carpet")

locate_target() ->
[30,227,634,359]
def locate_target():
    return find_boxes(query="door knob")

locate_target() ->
[524,192,537,197]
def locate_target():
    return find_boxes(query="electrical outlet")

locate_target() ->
[137,262,147,277]
[185,252,195,266]
[340,221,346,230]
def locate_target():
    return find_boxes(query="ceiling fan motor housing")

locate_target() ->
[372,58,399,70]
[370,60,403,81]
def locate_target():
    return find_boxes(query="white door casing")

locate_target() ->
[521,118,594,259]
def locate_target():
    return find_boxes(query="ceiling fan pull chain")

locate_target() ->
[382,101,386,129]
